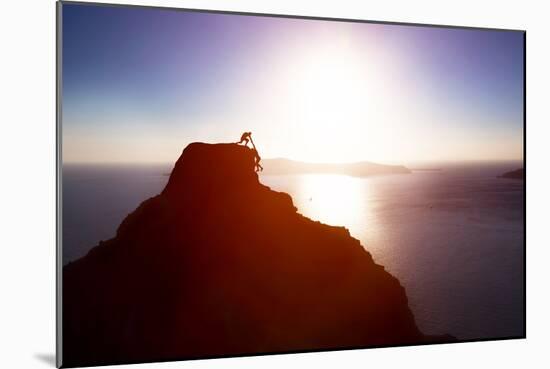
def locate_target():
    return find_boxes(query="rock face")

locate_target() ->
[63,143,426,367]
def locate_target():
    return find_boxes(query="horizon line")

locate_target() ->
[62,157,525,166]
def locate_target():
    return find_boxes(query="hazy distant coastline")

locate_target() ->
[499,168,524,180]
[261,158,410,177]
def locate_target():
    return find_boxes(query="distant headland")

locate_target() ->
[261,158,410,177]
[499,168,524,180]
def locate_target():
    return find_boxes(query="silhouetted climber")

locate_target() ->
[237,132,261,171]
[252,147,263,172]
[237,132,253,147]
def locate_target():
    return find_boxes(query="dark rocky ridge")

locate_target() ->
[63,143,448,367]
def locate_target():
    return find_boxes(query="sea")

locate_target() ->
[62,161,524,341]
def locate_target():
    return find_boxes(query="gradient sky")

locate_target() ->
[62,3,524,164]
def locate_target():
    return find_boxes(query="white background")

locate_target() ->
[0,0,548,368]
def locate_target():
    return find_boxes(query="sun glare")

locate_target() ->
[280,40,388,163]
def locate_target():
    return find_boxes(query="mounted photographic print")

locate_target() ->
[57,1,525,367]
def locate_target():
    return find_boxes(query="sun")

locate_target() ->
[281,40,384,163]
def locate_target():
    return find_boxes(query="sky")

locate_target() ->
[62,3,524,164]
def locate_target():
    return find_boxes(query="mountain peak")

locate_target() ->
[62,141,451,367]
[162,142,259,198]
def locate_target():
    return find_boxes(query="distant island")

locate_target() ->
[261,158,411,177]
[499,168,524,180]
[410,168,442,172]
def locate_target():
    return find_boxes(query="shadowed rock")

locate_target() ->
[63,142,449,367]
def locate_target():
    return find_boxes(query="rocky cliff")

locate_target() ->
[63,143,436,367]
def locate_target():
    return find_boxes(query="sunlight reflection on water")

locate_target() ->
[294,174,371,231]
